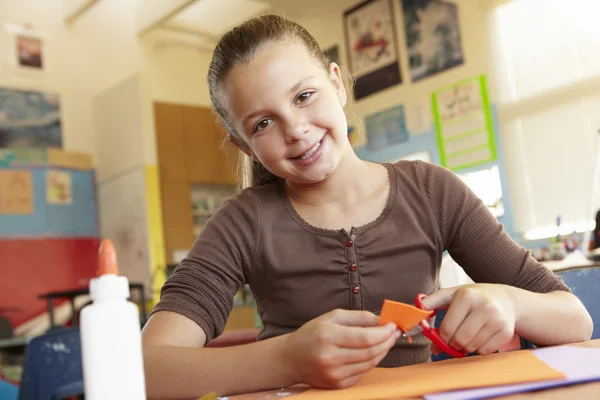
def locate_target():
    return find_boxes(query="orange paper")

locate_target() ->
[0,170,34,215]
[294,350,566,400]
[377,299,433,333]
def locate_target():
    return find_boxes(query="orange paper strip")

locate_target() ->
[294,350,566,400]
[377,299,433,333]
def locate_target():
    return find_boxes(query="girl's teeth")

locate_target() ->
[300,141,321,160]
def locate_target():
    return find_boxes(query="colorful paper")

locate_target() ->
[377,299,432,333]
[425,346,600,400]
[0,170,34,214]
[294,350,565,400]
[47,148,93,170]
[46,169,72,205]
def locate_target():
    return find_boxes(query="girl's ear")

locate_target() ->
[228,134,259,162]
[328,62,347,107]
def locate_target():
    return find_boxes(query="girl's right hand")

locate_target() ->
[281,309,400,389]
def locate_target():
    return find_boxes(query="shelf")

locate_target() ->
[192,210,213,217]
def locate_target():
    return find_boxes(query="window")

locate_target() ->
[490,0,600,239]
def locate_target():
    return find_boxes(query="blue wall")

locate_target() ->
[0,167,99,239]
[355,105,517,241]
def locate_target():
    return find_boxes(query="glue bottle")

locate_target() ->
[80,239,146,399]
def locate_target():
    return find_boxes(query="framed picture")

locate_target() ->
[344,0,402,100]
[401,0,464,82]
[365,104,408,151]
[323,45,341,65]
[0,87,62,148]
[16,34,43,69]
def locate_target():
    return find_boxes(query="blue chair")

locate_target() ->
[0,379,18,400]
[556,265,600,340]
[18,327,83,400]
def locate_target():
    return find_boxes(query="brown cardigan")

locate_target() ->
[151,161,570,367]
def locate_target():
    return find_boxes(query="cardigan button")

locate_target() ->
[352,286,360,294]
[349,263,357,272]
[345,239,353,247]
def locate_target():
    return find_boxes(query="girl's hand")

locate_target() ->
[282,309,399,389]
[422,284,517,356]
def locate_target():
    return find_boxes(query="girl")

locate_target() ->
[141,14,592,399]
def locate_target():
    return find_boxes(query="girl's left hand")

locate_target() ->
[421,284,517,356]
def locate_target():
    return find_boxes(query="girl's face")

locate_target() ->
[223,40,349,185]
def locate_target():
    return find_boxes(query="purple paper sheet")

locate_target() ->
[425,346,600,400]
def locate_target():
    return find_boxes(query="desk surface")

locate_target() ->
[228,339,600,400]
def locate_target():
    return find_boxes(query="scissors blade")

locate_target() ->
[402,324,423,337]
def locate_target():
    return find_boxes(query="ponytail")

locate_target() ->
[236,152,283,190]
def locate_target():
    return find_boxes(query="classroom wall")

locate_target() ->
[278,0,516,236]
[0,0,97,161]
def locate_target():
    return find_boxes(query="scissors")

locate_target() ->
[402,293,467,358]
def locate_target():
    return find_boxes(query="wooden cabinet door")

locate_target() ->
[182,105,237,185]
[154,102,187,183]
[160,182,194,264]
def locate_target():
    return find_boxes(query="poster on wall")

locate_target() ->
[46,170,72,205]
[0,170,34,215]
[323,45,341,65]
[432,75,497,171]
[344,0,402,100]
[16,34,43,69]
[0,87,62,148]
[401,0,464,82]
[365,104,408,151]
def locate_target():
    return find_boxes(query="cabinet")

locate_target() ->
[153,102,187,183]
[153,101,238,263]
[182,105,237,185]
[160,182,194,265]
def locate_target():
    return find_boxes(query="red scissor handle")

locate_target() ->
[415,294,467,359]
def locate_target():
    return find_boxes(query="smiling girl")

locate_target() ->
[141,14,592,399]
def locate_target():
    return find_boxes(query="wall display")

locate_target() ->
[405,97,434,135]
[0,169,34,214]
[323,45,341,65]
[0,87,62,148]
[432,75,497,171]
[391,150,432,163]
[401,0,464,82]
[46,169,72,205]
[344,0,402,100]
[16,34,43,69]
[365,104,408,151]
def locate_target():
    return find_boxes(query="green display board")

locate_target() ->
[432,75,497,171]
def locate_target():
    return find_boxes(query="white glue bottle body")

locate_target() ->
[80,239,146,400]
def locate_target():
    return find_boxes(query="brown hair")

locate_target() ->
[208,14,330,189]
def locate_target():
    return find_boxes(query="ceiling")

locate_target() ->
[163,0,271,38]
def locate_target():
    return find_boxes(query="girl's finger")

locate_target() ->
[333,339,393,384]
[327,309,379,327]
[438,302,471,344]
[448,308,489,351]
[430,342,442,355]
[334,330,398,364]
[463,323,500,354]
[330,322,397,349]
[477,329,513,355]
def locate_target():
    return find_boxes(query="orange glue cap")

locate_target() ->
[97,239,119,276]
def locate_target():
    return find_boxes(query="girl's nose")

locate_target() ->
[284,118,309,143]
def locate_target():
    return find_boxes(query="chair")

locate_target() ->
[556,265,600,340]
[18,327,83,400]
[0,379,18,400]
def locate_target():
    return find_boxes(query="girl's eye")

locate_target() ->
[254,118,273,133]
[296,91,314,104]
